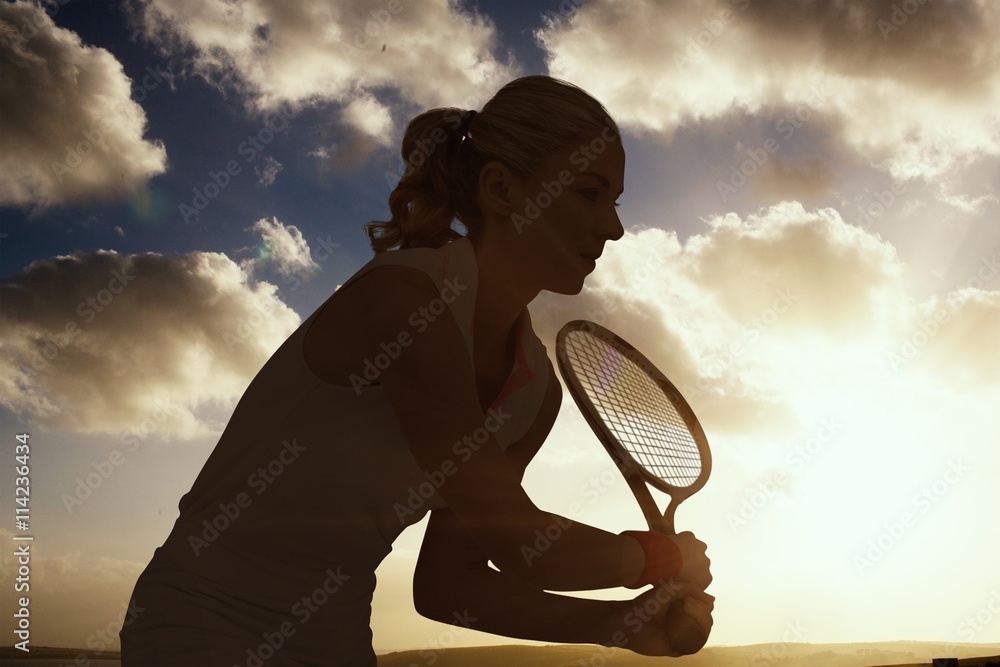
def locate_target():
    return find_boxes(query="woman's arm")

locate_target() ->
[413,508,619,645]
[345,265,646,591]
[413,508,714,655]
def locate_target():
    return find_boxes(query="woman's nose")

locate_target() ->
[599,210,625,241]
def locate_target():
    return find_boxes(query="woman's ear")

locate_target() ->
[477,161,523,219]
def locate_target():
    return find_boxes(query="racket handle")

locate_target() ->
[666,598,707,655]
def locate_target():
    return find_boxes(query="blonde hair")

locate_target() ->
[364,75,620,253]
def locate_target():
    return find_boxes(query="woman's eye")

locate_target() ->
[581,190,621,207]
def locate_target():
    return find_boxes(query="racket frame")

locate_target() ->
[555,319,712,535]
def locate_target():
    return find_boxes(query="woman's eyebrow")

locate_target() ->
[579,171,624,196]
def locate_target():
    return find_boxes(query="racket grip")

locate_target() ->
[666,598,707,655]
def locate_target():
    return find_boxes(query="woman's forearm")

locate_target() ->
[509,512,644,591]
[418,560,623,647]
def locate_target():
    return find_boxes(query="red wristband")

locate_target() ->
[621,530,683,589]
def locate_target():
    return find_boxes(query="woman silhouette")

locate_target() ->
[120,75,713,666]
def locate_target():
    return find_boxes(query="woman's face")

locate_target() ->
[480,131,626,295]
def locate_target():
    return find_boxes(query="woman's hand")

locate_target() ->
[596,583,715,657]
[670,531,712,590]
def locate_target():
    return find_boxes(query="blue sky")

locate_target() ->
[2,0,1000,656]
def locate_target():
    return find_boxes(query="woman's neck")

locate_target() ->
[470,236,537,356]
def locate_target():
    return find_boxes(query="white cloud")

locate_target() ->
[254,155,283,187]
[525,205,999,645]
[0,1,168,209]
[934,182,1000,215]
[128,0,518,142]
[536,0,1000,182]
[240,216,321,280]
[908,288,1000,385]
[0,248,300,437]
[531,202,999,440]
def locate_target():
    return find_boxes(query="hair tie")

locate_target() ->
[459,110,477,140]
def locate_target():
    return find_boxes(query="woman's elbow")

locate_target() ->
[412,577,450,621]
[412,567,474,621]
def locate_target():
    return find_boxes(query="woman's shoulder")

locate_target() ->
[302,264,444,382]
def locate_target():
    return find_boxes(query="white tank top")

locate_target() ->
[120,236,551,666]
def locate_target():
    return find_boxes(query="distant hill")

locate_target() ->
[2,641,998,665]
[375,642,1000,667]
[0,644,120,660]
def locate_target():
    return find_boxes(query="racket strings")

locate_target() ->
[564,330,702,488]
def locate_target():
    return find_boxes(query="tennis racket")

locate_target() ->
[555,319,712,655]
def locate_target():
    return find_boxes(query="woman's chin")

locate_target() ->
[545,276,587,296]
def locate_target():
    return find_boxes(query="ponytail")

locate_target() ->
[365,76,619,253]
[365,108,475,252]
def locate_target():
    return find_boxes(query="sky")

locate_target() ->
[1,0,999,656]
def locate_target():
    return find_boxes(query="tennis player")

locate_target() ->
[120,75,713,666]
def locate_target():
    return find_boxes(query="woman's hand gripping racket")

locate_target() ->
[556,320,712,655]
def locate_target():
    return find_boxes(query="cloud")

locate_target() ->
[239,216,321,281]
[322,92,397,167]
[0,248,300,437]
[934,181,1000,215]
[127,0,518,147]
[0,528,145,651]
[0,1,168,210]
[536,0,1000,181]
[753,156,837,204]
[905,287,1000,385]
[683,202,907,339]
[254,155,283,187]
[530,202,999,441]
